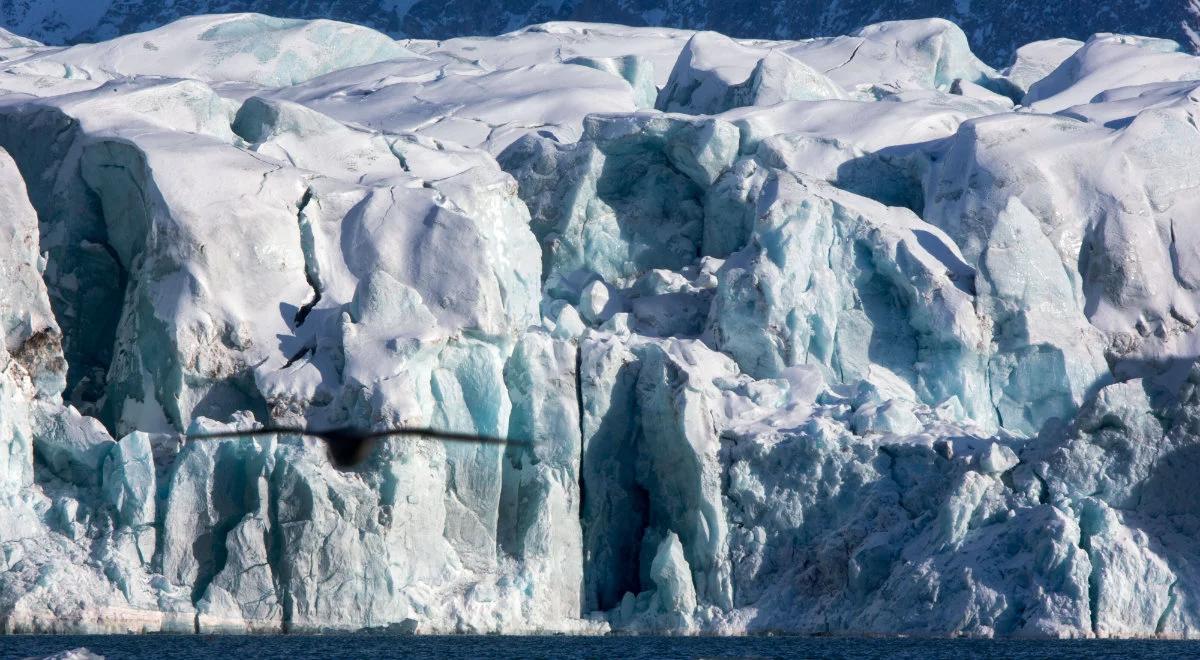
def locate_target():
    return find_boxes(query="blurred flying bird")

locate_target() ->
[187,425,524,469]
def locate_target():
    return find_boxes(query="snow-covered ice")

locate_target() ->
[0,11,1199,638]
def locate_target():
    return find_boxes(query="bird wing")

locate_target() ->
[186,426,527,446]
[185,426,312,440]
[364,427,526,446]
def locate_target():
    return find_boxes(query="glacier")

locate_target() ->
[0,11,1199,638]
[0,0,1191,68]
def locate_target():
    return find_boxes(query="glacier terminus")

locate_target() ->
[0,12,1199,638]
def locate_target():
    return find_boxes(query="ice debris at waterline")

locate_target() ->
[0,12,1199,638]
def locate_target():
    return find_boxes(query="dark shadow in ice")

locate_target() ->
[913,228,977,296]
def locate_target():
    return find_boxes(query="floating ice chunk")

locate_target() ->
[34,648,105,660]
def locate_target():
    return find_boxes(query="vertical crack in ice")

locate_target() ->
[292,188,322,329]
[1168,216,1186,291]
[64,156,137,427]
[1077,513,1102,635]
[1032,469,1051,505]
[973,253,1012,432]
[266,459,293,632]
[1155,578,1179,635]
[574,343,587,503]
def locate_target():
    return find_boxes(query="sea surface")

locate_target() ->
[4,635,1200,659]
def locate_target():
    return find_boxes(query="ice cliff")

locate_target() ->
[0,13,1199,638]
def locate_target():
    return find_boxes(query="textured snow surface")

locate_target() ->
[1,13,1200,638]
[0,0,1190,67]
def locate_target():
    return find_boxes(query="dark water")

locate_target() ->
[3,635,1200,660]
